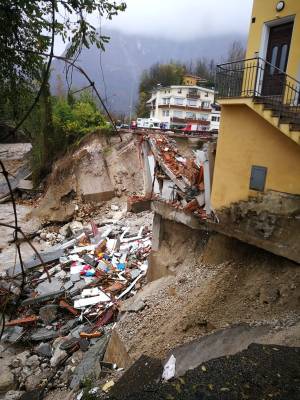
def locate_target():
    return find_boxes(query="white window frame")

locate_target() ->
[173,110,183,118]
[175,97,184,106]
[187,99,197,107]
[186,111,196,119]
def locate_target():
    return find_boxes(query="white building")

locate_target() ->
[209,104,221,132]
[146,85,216,131]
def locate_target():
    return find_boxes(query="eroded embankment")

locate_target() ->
[30,133,143,223]
[113,229,300,364]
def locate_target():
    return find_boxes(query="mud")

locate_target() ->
[116,226,300,363]
[30,133,143,223]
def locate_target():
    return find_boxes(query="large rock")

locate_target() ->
[69,221,83,235]
[70,334,109,390]
[0,369,16,393]
[50,347,67,368]
[39,304,58,324]
[4,391,24,400]
[104,330,132,369]
[24,371,50,392]
[25,355,39,369]
[35,342,52,358]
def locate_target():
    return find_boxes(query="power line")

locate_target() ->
[98,12,108,105]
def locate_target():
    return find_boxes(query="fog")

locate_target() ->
[55,0,253,54]
[100,0,253,40]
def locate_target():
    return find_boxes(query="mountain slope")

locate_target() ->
[51,29,246,114]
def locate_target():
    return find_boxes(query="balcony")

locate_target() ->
[215,57,300,144]
[171,117,210,125]
[158,104,211,112]
[187,93,200,99]
[146,102,156,109]
[216,57,300,123]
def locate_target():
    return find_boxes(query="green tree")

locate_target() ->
[136,63,186,117]
[52,91,108,140]
[0,1,126,88]
[0,0,126,181]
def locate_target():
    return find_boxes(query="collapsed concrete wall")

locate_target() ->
[110,216,299,365]
[148,216,210,281]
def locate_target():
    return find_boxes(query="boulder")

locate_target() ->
[69,221,83,236]
[0,369,15,393]
[50,348,67,368]
[24,374,46,392]
[59,223,71,237]
[15,351,30,367]
[70,334,109,390]
[39,304,58,324]
[25,355,39,368]
[4,390,24,400]
[35,342,52,358]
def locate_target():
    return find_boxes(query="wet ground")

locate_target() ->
[0,142,43,272]
[108,343,300,400]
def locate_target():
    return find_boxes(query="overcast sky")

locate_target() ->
[55,0,254,54]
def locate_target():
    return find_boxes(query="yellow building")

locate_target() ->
[183,74,205,86]
[212,0,300,210]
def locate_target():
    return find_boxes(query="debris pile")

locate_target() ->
[0,219,151,394]
[146,134,213,219]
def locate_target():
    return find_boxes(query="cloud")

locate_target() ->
[54,0,253,54]
[100,0,254,40]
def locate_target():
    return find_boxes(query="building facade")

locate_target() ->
[210,0,300,263]
[147,85,215,131]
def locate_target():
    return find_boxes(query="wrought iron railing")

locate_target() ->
[215,57,300,124]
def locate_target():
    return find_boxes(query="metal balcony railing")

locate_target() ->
[187,93,200,99]
[215,57,300,124]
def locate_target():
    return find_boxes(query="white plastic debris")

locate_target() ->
[76,391,83,400]
[162,354,176,381]
[81,288,102,297]
[74,292,110,308]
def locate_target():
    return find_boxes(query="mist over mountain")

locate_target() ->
[51,29,246,115]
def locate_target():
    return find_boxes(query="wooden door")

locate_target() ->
[262,22,293,96]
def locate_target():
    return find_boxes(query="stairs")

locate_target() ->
[252,97,300,145]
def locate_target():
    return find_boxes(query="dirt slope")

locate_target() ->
[30,133,143,222]
[117,233,300,362]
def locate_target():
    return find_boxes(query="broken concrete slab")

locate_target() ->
[7,248,65,277]
[21,289,65,306]
[69,334,109,390]
[2,326,24,343]
[164,323,271,378]
[35,342,52,358]
[30,328,59,342]
[36,277,62,296]
[104,330,132,369]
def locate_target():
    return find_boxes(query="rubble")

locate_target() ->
[0,214,152,395]
[142,133,216,221]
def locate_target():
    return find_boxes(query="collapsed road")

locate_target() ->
[0,131,299,400]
